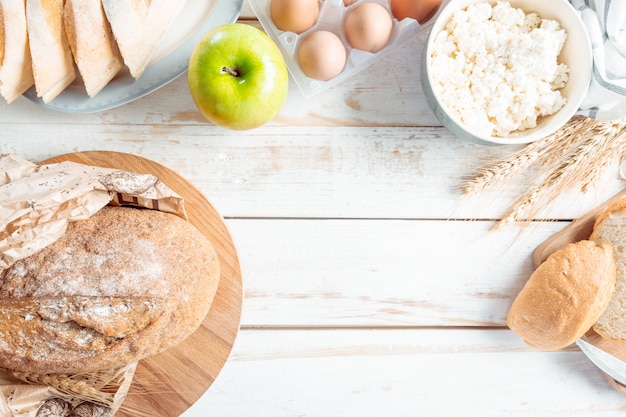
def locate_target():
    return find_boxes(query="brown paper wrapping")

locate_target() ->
[0,154,186,270]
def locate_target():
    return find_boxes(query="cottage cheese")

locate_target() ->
[429,1,569,137]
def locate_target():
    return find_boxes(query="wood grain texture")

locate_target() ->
[197,328,626,417]
[39,151,243,417]
[229,217,564,327]
[3,124,623,222]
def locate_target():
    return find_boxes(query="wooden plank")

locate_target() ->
[3,126,622,221]
[228,218,567,327]
[183,328,626,417]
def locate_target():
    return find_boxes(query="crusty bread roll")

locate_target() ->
[0,0,35,103]
[591,201,626,341]
[0,206,220,374]
[63,0,123,97]
[26,0,76,103]
[507,240,616,351]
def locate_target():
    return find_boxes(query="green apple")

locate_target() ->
[188,23,289,130]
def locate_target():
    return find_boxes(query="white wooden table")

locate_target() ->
[3,3,626,416]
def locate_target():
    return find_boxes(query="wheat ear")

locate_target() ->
[461,116,593,194]
[497,122,622,225]
[535,116,599,168]
[577,120,626,192]
[5,369,116,406]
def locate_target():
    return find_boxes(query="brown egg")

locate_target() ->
[298,31,347,81]
[270,0,320,34]
[344,2,393,53]
[343,0,358,5]
[390,0,442,24]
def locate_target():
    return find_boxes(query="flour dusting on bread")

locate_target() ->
[507,239,616,351]
[26,0,76,103]
[0,206,220,374]
[63,0,123,97]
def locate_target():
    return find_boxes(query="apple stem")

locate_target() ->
[222,66,240,77]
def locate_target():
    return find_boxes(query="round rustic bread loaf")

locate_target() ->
[0,206,220,374]
[506,239,616,351]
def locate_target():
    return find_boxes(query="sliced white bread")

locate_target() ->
[64,0,123,97]
[102,0,186,79]
[591,201,626,341]
[507,239,616,351]
[0,0,34,103]
[26,0,76,103]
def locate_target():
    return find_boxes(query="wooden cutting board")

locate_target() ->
[40,151,243,417]
[533,189,626,394]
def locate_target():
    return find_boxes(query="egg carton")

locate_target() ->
[249,0,437,98]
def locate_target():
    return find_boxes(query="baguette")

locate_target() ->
[102,0,187,79]
[0,0,34,103]
[26,0,75,103]
[0,206,220,374]
[590,200,626,341]
[63,0,123,97]
[507,240,616,351]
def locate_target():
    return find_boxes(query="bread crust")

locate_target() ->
[591,199,626,233]
[0,206,220,374]
[507,240,616,351]
[26,0,76,103]
[101,0,187,79]
[63,0,123,97]
[0,0,35,103]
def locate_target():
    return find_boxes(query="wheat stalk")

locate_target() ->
[579,122,626,192]
[461,116,594,194]
[535,116,598,168]
[461,137,547,195]
[459,114,626,227]
[496,119,626,226]
[2,367,128,407]
[8,371,113,406]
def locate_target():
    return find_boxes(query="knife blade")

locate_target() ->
[576,338,626,386]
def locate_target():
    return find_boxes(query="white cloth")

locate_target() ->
[570,0,626,120]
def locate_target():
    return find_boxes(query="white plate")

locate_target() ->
[22,0,243,114]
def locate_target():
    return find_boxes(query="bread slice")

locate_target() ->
[507,240,616,351]
[0,0,35,103]
[591,201,626,341]
[63,0,123,97]
[0,206,220,374]
[26,0,76,103]
[102,0,187,79]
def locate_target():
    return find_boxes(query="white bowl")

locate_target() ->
[421,0,592,146]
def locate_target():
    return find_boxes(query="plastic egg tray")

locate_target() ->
[249,0,438,98]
